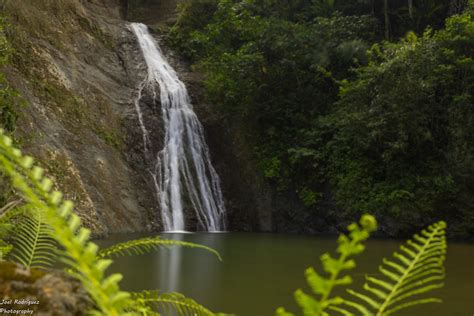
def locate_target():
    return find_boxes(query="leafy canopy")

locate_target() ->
[171,1,473,236]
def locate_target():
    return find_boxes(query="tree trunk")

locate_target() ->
[384,0,390,40]
[408,0,413,19]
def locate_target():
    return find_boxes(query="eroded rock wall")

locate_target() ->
[2,0,277,235]
[3,0,158,234]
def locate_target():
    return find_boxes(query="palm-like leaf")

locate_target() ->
[0,131,131,315]
[98,236,222,261]
[0,200,22,260]
[131,290,229,316]
[275,215,378,316]
[9,208,57,268]
[0,200,23,232]
[340,221,447,316]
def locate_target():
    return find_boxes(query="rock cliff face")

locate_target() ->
[3,0,159,235]
[2,0,277,234]
[124,0,276,232]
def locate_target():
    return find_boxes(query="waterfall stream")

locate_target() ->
[130,23,226,232]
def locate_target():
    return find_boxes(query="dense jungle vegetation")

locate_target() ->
[0,1,469,315]
[170,0,473,237]
[0,132,449,315]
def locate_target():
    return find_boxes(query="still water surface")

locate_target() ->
[98,233,474,316]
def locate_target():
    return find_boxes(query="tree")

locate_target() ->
[449,0,468,15]
[384,0,391,39]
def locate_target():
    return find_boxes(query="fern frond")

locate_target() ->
[0,131,130,315]
[275,215,378,316]
[98,236,222,261]
[0,199,21,215]
[339,299,372,316]
[384,298,442,316]
[9,208,57,268]
[275,307,295,316]
[131,290,229,316]
[343,221,447,316]
[0,201,22,260]
[0,241,12,260]
[0,200,24,228]
[328,305,355,316]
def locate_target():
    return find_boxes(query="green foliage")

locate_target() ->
[130,291,228,316]
[171,0,473,235]
[0,130,131,315]
[276,214,378,316]
[0,200,21,260]
[0,219,12,260]
[170,0,375,206]
[325,11,474,232]
[9,207,57,268]
[0,242,11,260]
[0,129,224,316]
[341,221,447,315]
[98,236,222,261]
[0,17,11,67]
[170,0,219,59]
[276,217,447,316]
[0,17,19,133]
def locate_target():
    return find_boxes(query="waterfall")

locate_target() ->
[130,23,226,232]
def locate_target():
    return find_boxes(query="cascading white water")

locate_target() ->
[130,23,226,232]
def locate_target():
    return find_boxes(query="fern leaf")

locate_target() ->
[131,290,228,316]
[363,283,387,300]
[365,276,393,292]
[388,283,444,307]
[0,199,22,217]
[402,266,444,286]
[9,209,57,268]
[346,289,381,309]
[98,236,222,261]
[0,131,130,315]
[378,266,400,282]
[328,305,355,316]
[275,215,378,316]
[382,258,405,274]
[340,300,372,316]
[346,221,447,316]
[396,275,445,297]
[399,245,416,258]
[275,307,295,316]
[0,202,25,237]
[385,298,442,315]
[392,252,411,266]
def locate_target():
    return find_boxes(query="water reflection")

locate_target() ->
[98,233,474,316]
[158,233,183,292]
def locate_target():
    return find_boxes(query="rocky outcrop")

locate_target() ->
[3,0,159,234]
[151,41,274,232]
[2,0,279,234]
[120,0,277,232]
[0,261,92,315]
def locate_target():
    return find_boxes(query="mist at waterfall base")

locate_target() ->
[98,232,474,316]
[131,23,226,232]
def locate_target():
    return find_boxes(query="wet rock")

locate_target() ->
[5,0,160,234]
